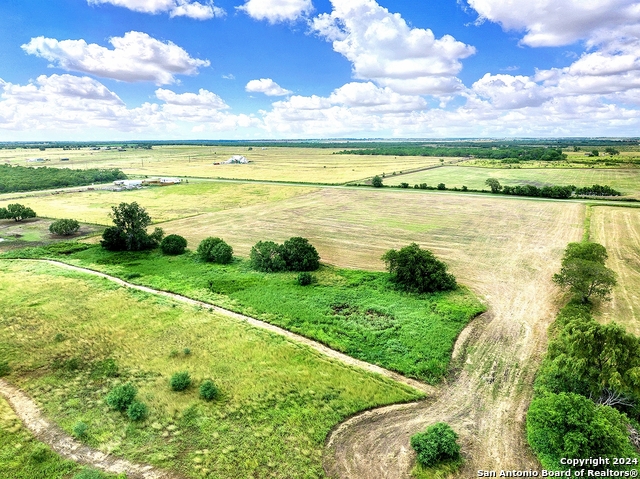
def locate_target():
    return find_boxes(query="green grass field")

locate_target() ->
[0,218,101,253]
[385,166,640,198]
[4,247,484,382]
[0,146,443,184]
[0,260,423,479]
[0,181,318,226]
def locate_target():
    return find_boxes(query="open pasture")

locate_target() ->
[591,206,640,335]
[0,181,318,226]
[386,165,640,198]
[0,146,443,184]
[0,218,101,252]
[0,260,421,478]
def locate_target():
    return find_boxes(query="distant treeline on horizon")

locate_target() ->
[1,138,639,150]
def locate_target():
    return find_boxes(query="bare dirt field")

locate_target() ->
[591,206,640,335]
[158,188,584,477]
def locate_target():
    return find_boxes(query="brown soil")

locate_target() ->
[322,202,585,478]
[0,379,180,479]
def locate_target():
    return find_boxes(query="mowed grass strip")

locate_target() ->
[0,261,422,479]
[385,166,640,198]
[0,181,319,225]
[591,206,640,335]
[0,145,442,184]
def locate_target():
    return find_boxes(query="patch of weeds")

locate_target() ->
[29,443,51,463]
[105,383,137,412]
[72,468,110,479]
[51,356,81,373]
[124,272,141,280]
[90,358,119,378]
[183,348,191,356]
[53,333,66,343]
[0,361,10,377]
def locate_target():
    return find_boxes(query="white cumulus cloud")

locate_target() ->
[22,32,210,85]
[245,78,292,96]
[312,0,475,95]
[466,0,640,47]
[87,0,225,20]
[238,0,312,23]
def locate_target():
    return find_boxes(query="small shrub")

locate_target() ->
[72,468,109,479]
[105,383,137,411]
[126,400,148,421]
[249,241,286,272]
[197,237,233,264]
[297,272,313,286]
[30,444,50,463]
[73,421,88,438]
[170,371,191,391]
[410,422,461,467]
[437,183,446,190]
[49,218,80,236]
[0,361,10,377]
[160,234,187,255]
[53,333,66,343]
[372,175,383,187]
[199,380,219,401]
[91,358,118,378]
[183,348,191,355]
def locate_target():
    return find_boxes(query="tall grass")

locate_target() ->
[0,261,422,478]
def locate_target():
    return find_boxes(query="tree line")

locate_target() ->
[337,146,567,161]
[0,165,126,193]
[527,242,640,471]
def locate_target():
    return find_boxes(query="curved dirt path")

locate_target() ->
[0,379,180,479]
[27,259,432,395]
[323,204,585,478]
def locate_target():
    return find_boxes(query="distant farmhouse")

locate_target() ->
[221,155,250,164]
[113,177,181,190]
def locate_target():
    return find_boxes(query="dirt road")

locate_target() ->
[323,203,584,478]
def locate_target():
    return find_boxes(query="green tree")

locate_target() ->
[382,243,456,293]
[49,218,80,236]
[101,202,163,251]
[485,178,502,193]
[527,392,636,471]
[605,147,620,156]
[372,175,383,187]
[410,422,461,467]
[591,149,600,157]
[197,237,233,264]
[553,258,616,303]
[0,203,36,222]
[249,240,287,272]
[563,242,608,264]
[281,237,320,271]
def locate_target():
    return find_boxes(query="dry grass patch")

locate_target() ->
[590,206,640,335]
[0,181,318,225]
[0,146,442,184]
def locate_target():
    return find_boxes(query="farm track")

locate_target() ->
[0,379,181,479]
[322,201,584,478]
[17,259,434,395]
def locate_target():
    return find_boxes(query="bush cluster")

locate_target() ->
[49,218,80,236]
[382,243,456,293]
[197,237,233,264]
[161,234,187,255]
[250,237,320,272]
[199,380,219,401]
[410,422,460,467]
[105,383,137,411]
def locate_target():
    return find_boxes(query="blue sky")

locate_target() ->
[1,0,639,139]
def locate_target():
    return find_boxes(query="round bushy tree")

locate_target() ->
[371,175,383,187]
[197,237,233,264]
[199,380,219,401]
[249,241,286,272]
[105,383,137,411]
[49,218,80,236]
[410,422,461,467]
[126,400,148,421]
[382,243,456,293]
[170,371,191,391]
[160,234,187,255]
[281,237,320,271]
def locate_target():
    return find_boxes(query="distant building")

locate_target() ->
[222,155,250,164]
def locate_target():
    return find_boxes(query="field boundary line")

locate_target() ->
[15,259,433,395]
[0,379,181,479]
